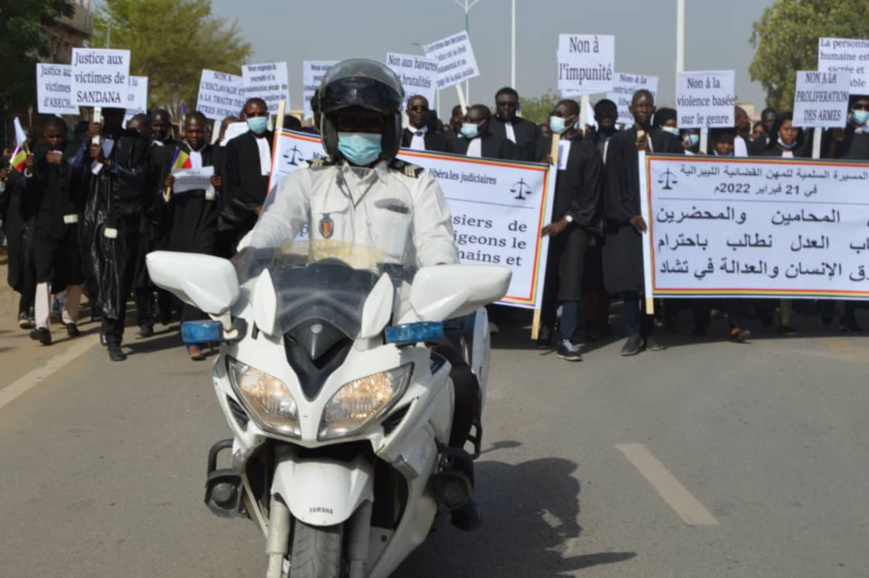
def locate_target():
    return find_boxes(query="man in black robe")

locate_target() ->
[163,112,221,360]
[223,98,273,249]
[401,96,448,152]
[28,117,87,345]
[536,99,604,360]
[446,104,516,160]
[1,146,38,328]
[586,99,619,162]
[603,89,683,356]
[80,107,149,361]
[489,87,536,161]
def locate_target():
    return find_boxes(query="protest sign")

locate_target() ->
[71,48,131,107]
[792,71,850,129]
[385,53,438,110]
[36,64,78,115]
[125,76,148,118]
[303,61,339,120]
[818,38,869,93]
[172,166,215,194]
[423,31,480,91]
[242,62,290,114]
[607,72,658,126]
[267,130,555,308]
[640,154,869,300]
[676,71,736,128]
[557,34,615,95]
[197,69,246,121]
[221,121,249,146]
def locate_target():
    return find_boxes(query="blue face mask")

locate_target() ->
[853,109,869,126]
[688,134,700,147]
[247,116,268,135]
[337,132,382,166]
[777,137,798,150]
[661,126,680,137]
[460,123,480,139]
[549,116,568,135]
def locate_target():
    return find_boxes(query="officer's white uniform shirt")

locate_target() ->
[247,160,459,267]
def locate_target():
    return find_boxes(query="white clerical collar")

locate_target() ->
[409,125,428,136]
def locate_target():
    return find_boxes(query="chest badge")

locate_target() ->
[319,214,334,239]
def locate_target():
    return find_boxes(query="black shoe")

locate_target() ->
[66,323,81,338]
[620,335,642,356]
[107,343,127,361]
[450,497,482,532]
[536,325,553,349]
[556,339,582,361]
[778,325,797,337]
[135,324,154,339]
[29,327,52,345]
[17,311,32,329]
[643,337,665,352]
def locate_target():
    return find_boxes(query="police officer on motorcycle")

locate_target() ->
[246,59,482,530]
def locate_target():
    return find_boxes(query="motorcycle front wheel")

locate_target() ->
[288,520,347,578]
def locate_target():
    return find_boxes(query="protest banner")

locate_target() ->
[606,72,658,126]
[36,63,79,116]
[125,76,148,119]
[639,154,869,301]
[792,71,850,129]
[197,69,246,121]
[423,31,480,91]
[71,48,131,107]
[172,166,215,194]
[242,62,290,115]
[675,70,736,129]
[267,130,555,309]
[385,53,438,110]
[557,34,615,95]
[818,38,869,93]
[303,61,339,120]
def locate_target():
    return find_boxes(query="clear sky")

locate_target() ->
[209,0,775,117]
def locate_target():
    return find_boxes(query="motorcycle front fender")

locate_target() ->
[271,453,374,526]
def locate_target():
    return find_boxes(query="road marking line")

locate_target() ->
[616,443,719,526]
[0,335,100,412]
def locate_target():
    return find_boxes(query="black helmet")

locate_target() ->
[318,59,405,162]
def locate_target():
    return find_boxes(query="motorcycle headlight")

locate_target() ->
[319,364,413,440]
[228,358,300,438]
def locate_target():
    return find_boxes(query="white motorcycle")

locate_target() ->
[147,240,510,578]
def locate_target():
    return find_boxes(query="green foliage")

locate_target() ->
[518,91,560,126]
[750,0,869,110]
[92,0,252,116]
[0,0,75,111]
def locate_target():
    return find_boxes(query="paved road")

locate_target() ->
[1,308,868,577]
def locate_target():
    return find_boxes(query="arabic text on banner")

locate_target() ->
[640,154,869,300]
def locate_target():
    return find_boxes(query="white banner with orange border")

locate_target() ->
[640,153,869,300]
[267,129,556,309]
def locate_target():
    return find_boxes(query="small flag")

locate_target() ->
[179,102,186,122]
[10,146,27,173]
[13,118,28,151]
[170,147,192,171]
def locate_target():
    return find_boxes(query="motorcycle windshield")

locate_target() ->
[233,240,414,339]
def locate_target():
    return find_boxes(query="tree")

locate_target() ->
[91,0,252,116]
[518,91,560,126]
[750,0,869,110]
[0,0,75,111]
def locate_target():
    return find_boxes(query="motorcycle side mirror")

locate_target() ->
[359,274,395,339]
[146,251,240,315]
[407,265,512,323]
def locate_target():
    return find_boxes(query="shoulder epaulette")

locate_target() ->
[389,159,424,178]
[308,156,336,168]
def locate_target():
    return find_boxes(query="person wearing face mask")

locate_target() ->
[681,128,702,154]
[401,95,447,152]
[27,117,87,345]
[245,59,484,531]
[162,112,222,360]
[223,98,274,248]
[603,90,683,357]
[79,107,150,361]
[489,87,536,161]
[446,104,516,160]
[533,99,604,359]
